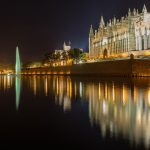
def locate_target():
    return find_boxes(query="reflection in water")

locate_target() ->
[3,75,150,149]
[0,75,13,90]
[0,75,20,110]
[28,76,73,111]
[44,76,48,96]
[54,76,72,111]
[28,76,150,149]
[33,75,37,96]
[88,82,150,147]
[15,76,21,110]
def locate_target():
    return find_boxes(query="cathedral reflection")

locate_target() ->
[24,76,150,148]
[0,75,150,148]
[51,76,150,147]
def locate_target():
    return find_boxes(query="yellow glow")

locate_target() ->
[105,82,107,99]
[122,84,128,105]
[148,88,150,106]
[56,77,59,96]
[133,85,137,102]
[66,71,71,75]
[112,82,115,102]
[136,110,142,125]
[69,79,72,98]
[74,82,77,98]
[7,75,11,88]
[4,76,6,91]
[98,83,101,100]
[33,76,37,96]
[45,77,48,96]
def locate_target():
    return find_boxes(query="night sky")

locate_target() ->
[0,0,149,64]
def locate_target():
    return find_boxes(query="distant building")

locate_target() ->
[54,49,64,59]
[63,41,71,51]
[89,4,150,58]
[79,48,83,52]
[55,41,71,58]
[54,49,64,54]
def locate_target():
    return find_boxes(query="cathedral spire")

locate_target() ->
[113,17,116,25]
[142,4,147,13]
[109,19,112,27]
[133,8,136,16]
[100,16,105,28]
[89,25,94,37]
[90,25,93,33]
[63,41,66,49]
[63,41,66,47]
[137,9,139,15]
[68,41,71,46]
[128,8,131,16]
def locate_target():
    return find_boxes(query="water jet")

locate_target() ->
[15,46,21,75]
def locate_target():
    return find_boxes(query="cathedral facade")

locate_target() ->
[89,5,150,58]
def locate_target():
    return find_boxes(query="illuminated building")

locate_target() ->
[55,41,71,55]
[89,4,150,58]
[63,41,71,51]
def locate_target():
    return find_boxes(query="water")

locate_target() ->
[0,75,150,149]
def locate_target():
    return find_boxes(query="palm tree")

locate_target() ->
[44,51,54,66]
[68,48,84,64]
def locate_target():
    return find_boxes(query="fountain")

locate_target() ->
[15,46,21,75]
[15,46,21,110]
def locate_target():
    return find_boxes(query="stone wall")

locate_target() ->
[132,60,150,76]
[22,60,133,76]
[21,59,150,77]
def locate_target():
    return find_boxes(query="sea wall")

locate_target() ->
[21,59,150,77]
[132,59,150,76]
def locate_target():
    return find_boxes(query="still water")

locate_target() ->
[0,75,150,149]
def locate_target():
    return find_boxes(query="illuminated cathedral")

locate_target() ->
[89,4,150,58]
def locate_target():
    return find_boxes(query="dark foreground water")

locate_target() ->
[0,75,150,149]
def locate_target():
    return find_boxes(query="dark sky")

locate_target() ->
[0,0,149,64]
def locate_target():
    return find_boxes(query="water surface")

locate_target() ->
[0,75,150,149]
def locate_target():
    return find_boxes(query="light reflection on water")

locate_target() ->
[23,75,150,149]
[1,75,150,148]
[15,76,21,110]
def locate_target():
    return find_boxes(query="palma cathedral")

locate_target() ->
[89,4,150,58]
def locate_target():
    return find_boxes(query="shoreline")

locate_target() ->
[18,59,150,77]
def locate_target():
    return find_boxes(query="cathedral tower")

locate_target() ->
[89,25,94,58]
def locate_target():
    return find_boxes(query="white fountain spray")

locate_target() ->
[15,46,21,75]
[15,46,21,110]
